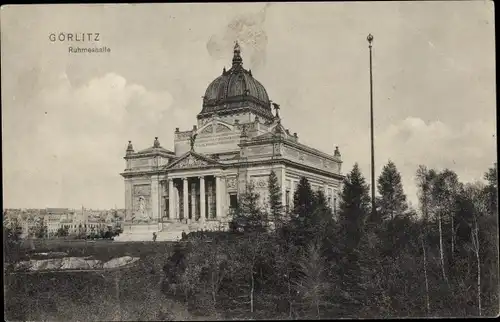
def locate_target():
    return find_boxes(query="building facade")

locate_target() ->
[118,43,344,241]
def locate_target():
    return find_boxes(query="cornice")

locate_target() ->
[240,135,341,164]
[125,150,175,160]
[121,157,344,181]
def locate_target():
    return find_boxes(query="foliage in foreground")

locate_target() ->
[4,163,498,320]
[162,162,498,319]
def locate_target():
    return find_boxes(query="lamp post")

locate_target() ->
[367,33,376,218]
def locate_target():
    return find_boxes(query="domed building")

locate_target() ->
[118,42,344,241]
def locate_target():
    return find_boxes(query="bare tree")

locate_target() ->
[420,232,431,316]
[463,182,488,317]
[293,243,328,318]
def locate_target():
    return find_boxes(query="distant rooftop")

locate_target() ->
[46,208,72,215]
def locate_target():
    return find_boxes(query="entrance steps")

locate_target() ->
[114,220,230,242]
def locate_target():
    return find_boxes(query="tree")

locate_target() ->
[56,226,69,237]
[331,164,371,317]
[177,236,238,314]
[268,170,283,229]
[292,177,315,219]
[415,165,437,220]
[337,163,371,251]
[33,217,47,239]
[484,162,497,217]
[462,182,489,316]
[236,232,271,313]
[3,216,23,264]
[376,160,408,221]
[431,169,461,284]
[293,243,329,318]
[231,183,267,233]
[288,177,318,248]
[290,177,333,248]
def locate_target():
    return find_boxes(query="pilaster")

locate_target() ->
[124,179,133,221]
[200,176,206,223]
[183,178,189,220]
[151,175,160,222]
[168,178,175,219]
[215,175,221,218]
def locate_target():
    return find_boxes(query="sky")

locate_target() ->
[1,2,496,209]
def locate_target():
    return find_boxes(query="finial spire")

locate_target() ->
[126,140,134,154]
[367,33,374,47]
[232,40,243,68]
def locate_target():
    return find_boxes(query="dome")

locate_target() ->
[198,42,274,121]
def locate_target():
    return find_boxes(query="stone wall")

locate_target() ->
[282,146,341,174]
[175,120,243,156]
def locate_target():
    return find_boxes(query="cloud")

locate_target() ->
[206,3,271,71]
[342,116,496,207]
[3,73,179,208]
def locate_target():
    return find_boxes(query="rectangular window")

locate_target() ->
[229,194,238,209]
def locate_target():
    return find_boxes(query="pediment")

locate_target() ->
[166,151,220,170]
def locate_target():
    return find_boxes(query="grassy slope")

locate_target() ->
[4,240,215,321]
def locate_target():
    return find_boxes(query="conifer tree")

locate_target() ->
[376,160,408,221]
[312,190,335,246]
[337,163,371,250]
[231,183,267,232]
[293,176,315,218]
[289,177,316,247]
[268,170,283,227]
[333,164,371,316]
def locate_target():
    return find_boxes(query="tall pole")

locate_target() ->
[367,34,376,218]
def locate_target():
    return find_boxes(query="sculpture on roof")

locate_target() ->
[334,146,341,157]
[189,133,198,151]
[153,137,161,148]
[272,102,280,119]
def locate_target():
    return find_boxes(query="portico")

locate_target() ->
[163,174,225,222]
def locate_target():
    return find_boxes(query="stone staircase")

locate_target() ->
[114,220,230,242]
[114,223,160,242]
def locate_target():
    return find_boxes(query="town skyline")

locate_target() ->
[2,2,496,209]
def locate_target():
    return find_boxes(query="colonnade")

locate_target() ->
[165,175,225,222]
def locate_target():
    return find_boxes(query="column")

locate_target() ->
[290,179,296,209]
[124,179,133,222]
[151,175,159,222]
[215,175,221,219]
[190,182,196,221]
[183,178,189,221]
[168,179,175,219]
[199,176,206,223]
[175,184,180,219]
[280,167,287,208]
[207,181,213,219]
